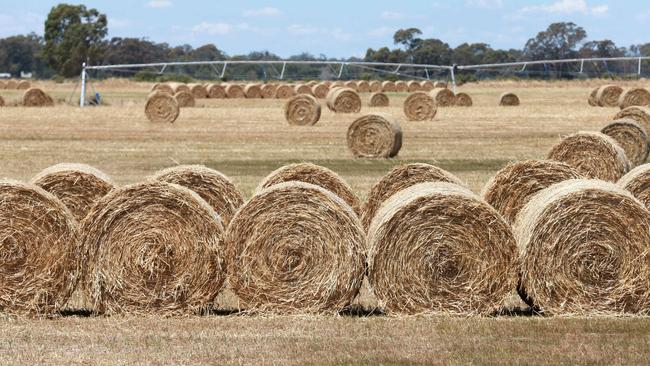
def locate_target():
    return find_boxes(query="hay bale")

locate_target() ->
[357,80,371,93]
[369,81,382,92]
[257,163,360,214]
[614,106,650,134]
[434,81,448,89]
[168,82,190,94]
[381,81,396,92]
[31,163,116,222]
[596,85,624,107]
[22,88,54,107]
[618,163,650,209]
[499,92,520,106]
[481,160,583,225]
[174,91,196,108]
[206,84,226,98]
[362,163,463,231]
[395,81,408,92]
[152,83,173,95]
[284,94,322,126]
[5,80,18,89]
[455,92,473,107]
[294,84,313,96]
[0,80,5,89]
[407,80,422,92]
[244,84,263,98]
[17,80,31,90]
[347,113,402,159]
[275,84,295,99]
[369,92,389,107]
[188,83,208,99]
[145,91,180,123]
[588,87,599,106]
[618,88,650,109]
[225,84,246,98]
[403,91,436,121]
[514,179,650,314]
[431,88,456,107]
[151,165,244,226]
[326,87,361,113]
[332,81,345,88]
[367,182,517,315]
[0,180,79,315]
[601,119,649,166]
[344,81,358,91]
[261,84,277,98]
[225,181,365,313]
[420,80,435,91]
[79,181,226,315]
[547,132,629,182]
[311,83,330,99]
[0,95,4,107]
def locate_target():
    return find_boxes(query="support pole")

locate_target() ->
[280,62,286,80]
[80,62,86,107]
[579,59,584,74]
[450,65,457,94]
[220,62,228,78]
[639,58,643,75]
[425,68,430,80]
[337,63,345,79]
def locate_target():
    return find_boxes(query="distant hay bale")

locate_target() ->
[434,81,448,89]
[17,80,31,90]
[367,182,518,315]
[588,87,599,106]
[225,84,246,98]
[31,163,116,222]
[332,81,345,88]
[152,83,173,95]
[369,92,389,107]
[431,88,456,107]
[395,81,408,92]
[306,81,318,87]
[261,84,277,98]
[403,91,436,121]
[381,81,397,92]
[326,87,361,113]
[407,80,422,92]
[206,84,226,98]
[5,80,18,89]
[22,88,54,107]
[311,83,330,99]
[344,81,358,91]
[614,106,650,134]
[618,88,650,109]
[362,163,463,231]
[0,180,79,315]
[284,94,322,126]
[0,80,5,89]
[481,160,583,225]
[244,84,263,98]
[169,82,190,94]
[455,92,473,107]
[514,179,650,314]
[347,113,402,158]
[188,83,208,99]
[151,165,244,226]
[275,84,295,99]
[79,181,226,315]
[601,119,649,166]
[225,181,365,313]
[499,92,520,106]
[294,84,313,96]
[369,81,382,92]
[174,91,196,108]
[145,91,180,123]
[357,80,371,93]
[420,80,435,91]
[596,85,624,107]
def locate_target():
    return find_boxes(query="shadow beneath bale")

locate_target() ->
[340,305,385,317]
[59,309,96,318]
[493,306,542,317]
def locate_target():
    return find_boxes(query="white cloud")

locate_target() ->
[380,11,406,20]
[287,25,353,42]
[520,0,608,15]
[244,7,282,17]
[146,0,172,8]
[465,0,503,8]
[0,13,43,37]
[192,22,232,35]
[591,5,609,15]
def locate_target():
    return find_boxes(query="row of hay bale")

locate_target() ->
[402,90,519,121]
[0,88,55,107]
[0,79,31,90]
[588,85,650,109]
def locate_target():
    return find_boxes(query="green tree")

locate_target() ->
[523,22,587,60]
[393,28,422,49]
[0,33,52,77]
[43,3,107,77]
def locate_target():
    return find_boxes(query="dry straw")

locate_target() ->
[381,81,397,92]
[588,87,599,106]
[407,80,422,92]
[275,84,295,99]
[311,83,330,99]
[514,179,650,315]
[617,163,650,209]
[420,80,435,91]
[188,83,208,99]
[369,92,389,107]
[434,81,447,88]
[0,80,5,89]
[17,80,31,90]
[151,165,244,226]
[174,91,196,108]
[596,85,624,107]
[618,88,650,109]
[0,95,4,107]
[367,182,518,315]
[344,81,358,91]
[5,80,18,89]
[601,119,648,166]
[145,91,180,123]
[225,181,365,314]
[614,106,650,134]
[362,163,464,231]
[244,84,263,98]
[284,94,322,126]
[294,84,313,96]
[499,92,520,106]
[326,87,362,113]
[431,88,456,107]
[395,81,408,92]
[256,162,361,214]
[79,181,226,315]
[403,91,437,121]
[347,113,402,159]
[169,82,190,94]
[0,180,79,316]
[23,88,54,107]
[152,83,174,95]
[481,160,583,225]
[225,84,246,98]
[547,131,629,182]
[261,84,277,98]
[369,81,382,92]
[31,163,116,222]
[357,80,371,93]
[207,84,226,98]
[455,92,473,107]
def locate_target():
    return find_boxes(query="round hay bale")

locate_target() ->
[455,92,473,107]
[434,81,448,89]
[306,81,318,87]
[294,84,313,96]
[16,80,31,90]
[395,81,408,92]
[0,95,4,107]
[311,83,330,99]
[596,85,624,107]
[5,80,18,89]
[367,182,518,315]
[79,181,226,315]
[614,106,650,134]
[547,132,629,182]
[332,81,345,88]
[151,165,243,226]
[169,82,190,94]
[0,80,5,89]
[152,83,173,95]
[244,84,263,98]
[601,119,649,166]
[347,113,402,159]
[357,80,371,93]
[588,87,599,106]
[257,163,360,214]
[618,88,650,109]
[22,88,54,107]
[362,163,463,231]
[326,87,361,113]
[206,83,226,98]
[481,160,583,225]
[403,91,436,121]
[369,92,389,107]
[225,84,246,98]
[431,88,456,107]
[261,84,277,98]
[514,179,650,314]
[369,81,382,92]
[344,81,358,91]
[225,181,365,313]
[407,80,422,92]
[618,164,650,209]
[284,94,322,126]
[0,180,79,316]
[499,92,520,106]
[275,84,295,99]
[174,91,196,108]
[381,81,397,92]
[420,80,435,91]
[145,91,180,123]
[31,163,116,222]
[188,83,208,99]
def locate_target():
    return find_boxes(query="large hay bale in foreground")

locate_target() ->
[244,84,263,98]
[618,88,650,109]
[381,81,397,92]
[31,163,116,222]
[275,84,295,99]
[145,91,180,123]
[169,83,190,94]
[618,163,650,209]
[311,83,329,99]
[357,80,371,93]
[206,84,226,98]
[0,180,78,315]
[455,92,473,107]
[499,92,520,106]
[225,84,246,98]
[17,80,31,90]
[481,160,583,225]
[257,163,360,214]
[347,113,402,159]
[431,88,455,107]
[362,163,463,231]
[403,91,436,121]
[369,92,389,107]
[369,81,382,92]
[225,182,365,313]
[151,165,244,226]
[284,94,322,126]
[547,132,629,182]
[260,84,277,98]
[395,81,408,92]
[367,182,518,315]
[514,179,650,314]
[326,87,361,113]
[23,88,54,107]
[601,119,649,166]
[174,91,196,108]
[596,85,624,107]
[188,83,208,99]
[79,181,226,315]
[614,106,650,134]
[588,87,599,106]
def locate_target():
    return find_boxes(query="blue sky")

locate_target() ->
[1,0,649,58]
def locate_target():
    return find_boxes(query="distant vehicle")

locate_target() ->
[20,71,33,79]
[0,73,10,79]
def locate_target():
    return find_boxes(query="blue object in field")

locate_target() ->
[95,92,101,104]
